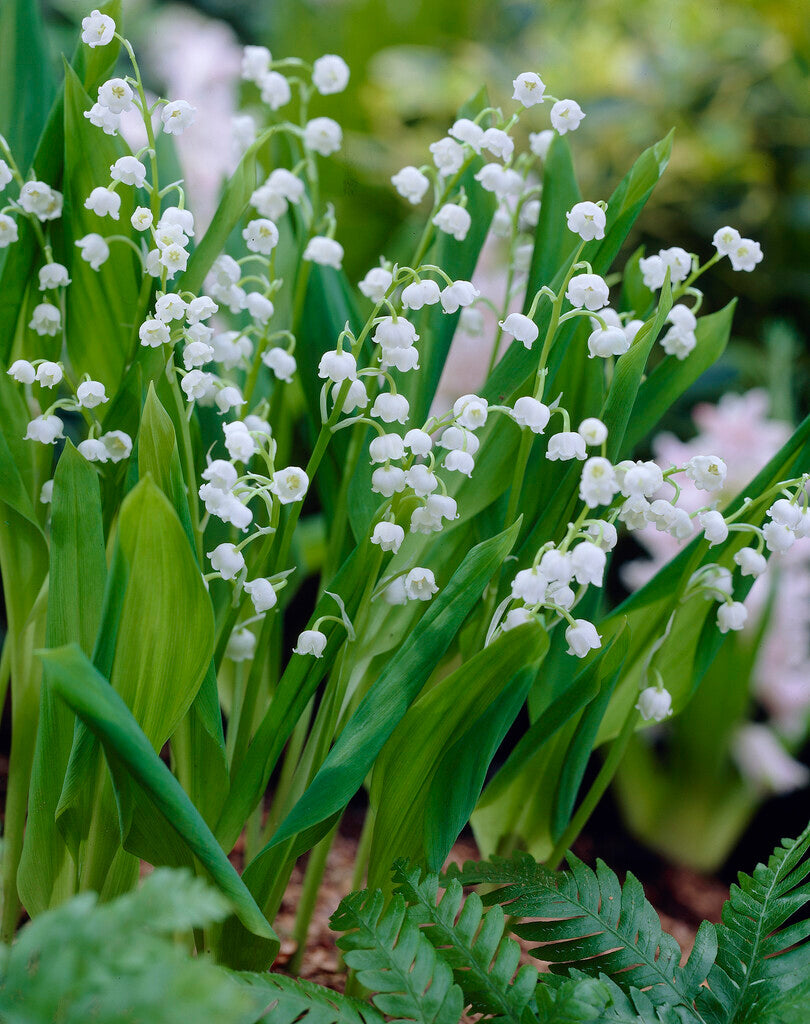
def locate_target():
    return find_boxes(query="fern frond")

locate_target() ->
[443,851,553,892]
[392,860,538,1024]
[330,888,464,1024]
[447,853,714,1012]
[233,972,385,1024]
[696,823,810,1023]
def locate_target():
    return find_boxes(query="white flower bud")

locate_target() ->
[453,394,488,431]
[241,45,271,83]
[639,254,666,290]
[263,347,297,382]
[81,9,115,46]
[25,414,64,444]
[332,379,369,412]
[565,618,601,658]
[661,325,696,360]
[763,521,795,554]
[243,218,279,255]
[359,267,393,303]
[481,127,514,160]
[186,296,218,324]
[161,100,196,136]
[429,137,465,176]
[84,186,120,220]
[0,214,19,247]
[102,431,132,462]
[405,567,438,601]
[155,293,187,323]
[303,117,342,156]
[294,629,327,657]
[712,226,741,257]
[566,273,609,311]
[404,429,433,456]
[404,464,438,497]
[448,118,484,151]
[84,102,120,135]
[439,280,478,314]
[7,360,35,384]
[586,520,618,551]
[578,417,608,446]
[244,578,278,614]
[500,312,538,348]
[40,480,53,503]
[369,433,405,464]
[371,521,405,552]
[718,601,747,633]
[318,349,357,383]
[76,380,108,408]
[588,325,630,359]
[685,455,727,492]
[767,498,804,531]
[571,542,606,586]
[35,360,62,387]
[371,392,409,424]
[270,466,309,504]
[547,431,587,462]
[371,464,406,496]
[401,279,441,310]
[374,316,418,350]
[512,72,546,107]
[566,200,604,240]
[728,238,763,273]
[312,53,350,94]
[475,164,523,200]
[445,450,474,476]
[304,236,344,269]
[391,166,429,204]
[512,396,550,433]
[579,457,619,508]
[734,546,767,578]
[139,318,171,348]
[433,203,471,242]
[551,98,585,134]
[620,460,663,498]
[699,509,728,546]
[110,155,146,187]
[38,262,70,290]
[208,542,245,580]
[226,627,256,662]
[636,686,672,722]
[223,422,256,462]
[77,438,109,463]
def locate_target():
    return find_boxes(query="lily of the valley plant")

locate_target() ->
[0,1,807,982]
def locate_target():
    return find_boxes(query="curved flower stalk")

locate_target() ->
[0,3,803,972]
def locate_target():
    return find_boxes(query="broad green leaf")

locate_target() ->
[368,623,548,890]
[262,520,522,854]
[621,300,736,454]
[63,62,140,394]
[18,444,107,917]
[0,0,54,172]
[524,135,581,301]
[423,666,536,872]
[39,643,279,960]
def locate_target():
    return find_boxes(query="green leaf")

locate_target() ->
[368,623,548,890]
[524,136,581,301]
[38,643,279,958]
[697,822,810,1023]
[0,0,54,172]
[392,861,539,1024]
[424,666,536,873]
[331,888,464,1024]
[18,444,107,917]
[232,973,385,1024]
[621,301,736,454]
[263,520,523,854]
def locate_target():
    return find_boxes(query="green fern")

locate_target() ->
[392,860,538,1024]
[695,823,810,1024]
[233,973,385,1024]
[330,888,464,1024]
[447,853,715,1013]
